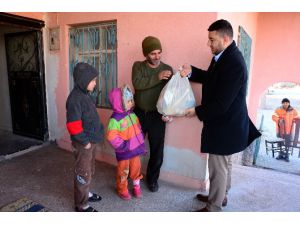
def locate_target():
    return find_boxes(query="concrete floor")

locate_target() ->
[0,143,300,212]
[256,109,300,175]
[0,130,43,156]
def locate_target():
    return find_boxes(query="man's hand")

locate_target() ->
[84,142,92,149]
[179,64,192,77]
[162,115,173,122]
[158,70,172,80]
[185,107,196,117]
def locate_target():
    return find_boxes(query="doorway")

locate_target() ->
[0,13,47,156]
[255,82,300,175]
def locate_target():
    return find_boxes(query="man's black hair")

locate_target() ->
[208,19,233,38]
[282,98,290,103]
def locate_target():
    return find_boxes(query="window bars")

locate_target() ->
[69,22,117,108]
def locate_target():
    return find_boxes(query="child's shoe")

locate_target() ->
[75,206,98,212]
[119,191,131,200]
[133,185,142,198]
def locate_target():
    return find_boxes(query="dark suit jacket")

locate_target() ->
[189,41,261,155]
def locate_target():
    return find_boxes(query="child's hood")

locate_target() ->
[109,88,125,113]
[73,62,98,92]
[109,85,134,113]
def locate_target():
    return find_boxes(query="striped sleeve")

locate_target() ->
[106,118,127,152]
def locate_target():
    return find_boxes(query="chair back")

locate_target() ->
[292,118,300,148]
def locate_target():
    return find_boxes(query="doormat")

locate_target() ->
[0,197,51,212]
[0,137,43,156]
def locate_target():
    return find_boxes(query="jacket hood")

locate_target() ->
[109,88,125,113]
[73,62,99,92]
[109,85,134,113]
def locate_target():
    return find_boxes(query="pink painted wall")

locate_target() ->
[249,13,300,120]
[10,12,45,21]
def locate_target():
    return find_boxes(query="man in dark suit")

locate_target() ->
[180,19,261,212]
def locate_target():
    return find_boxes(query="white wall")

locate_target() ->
[0,26,28,131]
[42,25,61,141]
[0,30,12,131]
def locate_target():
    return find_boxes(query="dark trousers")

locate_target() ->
[281,134,291,158]
[134,107,166,185]
[72,142,97,209]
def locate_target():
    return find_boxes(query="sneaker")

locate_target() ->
[119,191,132,200]
[75,206,98,212]
[133,185,142,198]
[88,193,102,202]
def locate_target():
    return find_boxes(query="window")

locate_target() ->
[238,26,252,73]
[238,26,252,96]
[69,21,117,108]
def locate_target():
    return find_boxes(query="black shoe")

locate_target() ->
[284,157,290,162]
[148,182,159,192]
[88,193,102,202]
[194,207,210,212]
[196,193,209,202]
[276,155,284,160]
[222,196,228,207]
[75,206,98,212]
[196,193,227,207]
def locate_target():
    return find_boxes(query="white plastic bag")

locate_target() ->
[157,71,196,116]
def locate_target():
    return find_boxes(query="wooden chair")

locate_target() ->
[291,118,300,158]
[265,138,285,158]
[265,118,300,158]
[265,119,291,158]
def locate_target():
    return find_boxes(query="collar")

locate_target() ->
[214,40,235,62]
[214,50,224,62]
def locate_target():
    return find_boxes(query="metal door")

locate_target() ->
[5,30,48,140]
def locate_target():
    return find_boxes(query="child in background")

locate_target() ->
[106,85,147,200]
